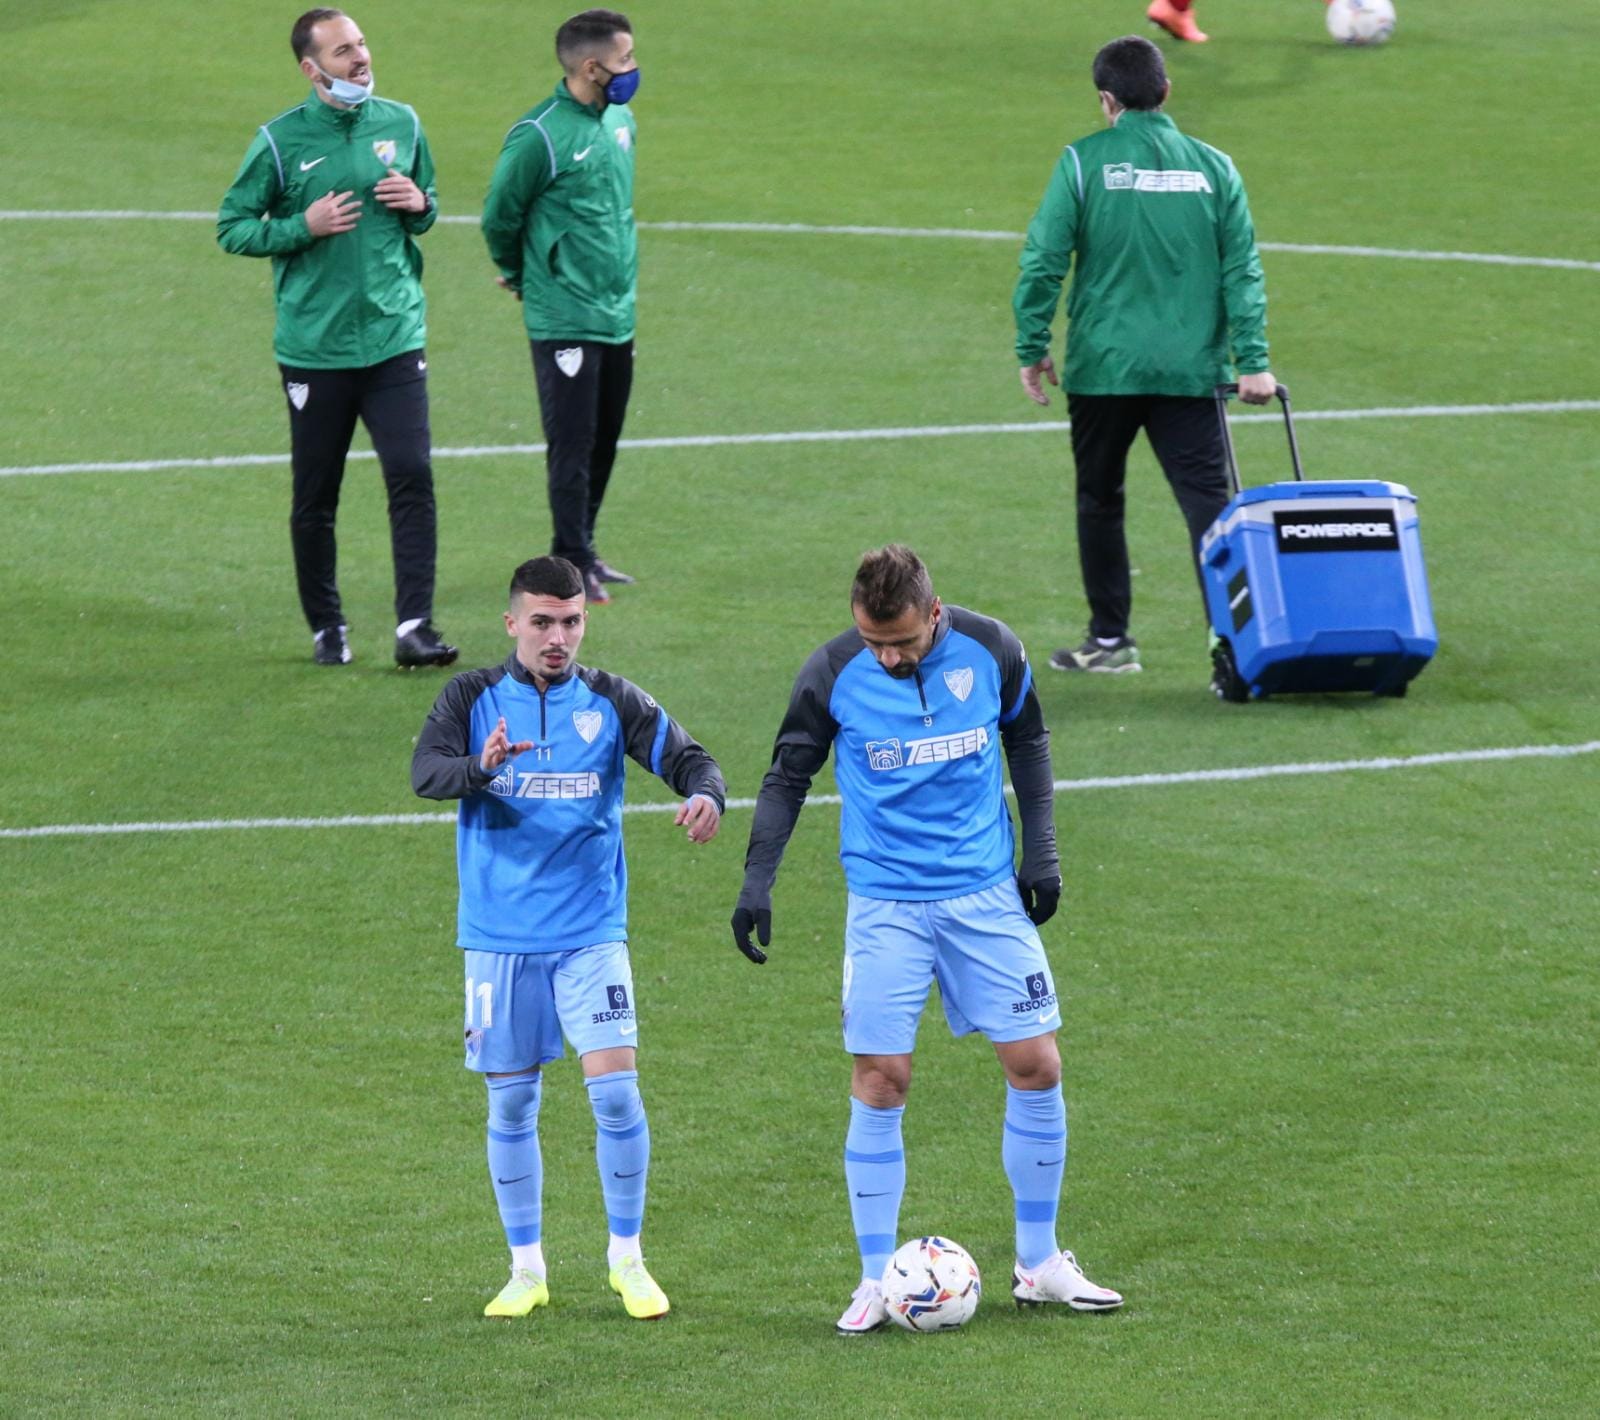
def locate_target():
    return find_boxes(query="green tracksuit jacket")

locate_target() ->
[481,81,638,344]
[1013,109,1269,397]
[217,92,437,370]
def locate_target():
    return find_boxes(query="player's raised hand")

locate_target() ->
[495,276,523,301]
[1019,356,1058,407]
[479,716,533,773]
[675,794,721,844]
[305,189,362,237]
[1017,874,1062,927]
[730,891,772,965]
[375,170,427,212]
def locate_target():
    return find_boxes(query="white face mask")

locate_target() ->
[311,59,374,106]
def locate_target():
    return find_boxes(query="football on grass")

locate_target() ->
[881,1236,981,1332]
[1326,0,1397,45]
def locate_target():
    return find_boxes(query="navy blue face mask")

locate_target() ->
[596,63,640,105]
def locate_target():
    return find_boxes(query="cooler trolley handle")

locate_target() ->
[1214,382,1304,496]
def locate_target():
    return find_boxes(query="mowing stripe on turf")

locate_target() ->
[2,741,1594,841]
[3,400,1597,479]
[2,208,1598,273]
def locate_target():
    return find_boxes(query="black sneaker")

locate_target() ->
[395,620,459,669]
[583,570,611,605]
[592,558,636,585]
[1048,637,1141,674]
[313,624,353,666]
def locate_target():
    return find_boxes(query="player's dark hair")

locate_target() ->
[1092,35,1168,111]
[852,544,935,623]
[509,556,585,602]
[556,9,633,71]
[291,8,345,62]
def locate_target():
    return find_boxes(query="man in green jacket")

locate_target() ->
[482,9,641,607]
[218,7,456,670]
[1014,35,1275,677]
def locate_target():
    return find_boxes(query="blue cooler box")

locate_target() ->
[1201,387,1438,700]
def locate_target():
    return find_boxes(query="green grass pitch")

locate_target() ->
[3,0,1598,1414]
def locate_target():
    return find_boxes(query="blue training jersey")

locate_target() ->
[742,605,1058,901]
[412,654,725,953]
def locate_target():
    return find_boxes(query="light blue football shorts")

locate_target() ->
[461,941,638,1073]
[842,881,1060,1054]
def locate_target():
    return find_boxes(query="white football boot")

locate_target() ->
[1012,1250,1124,1311]
[835,1279,888,1334]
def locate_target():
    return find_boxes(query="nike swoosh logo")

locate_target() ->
[1037,1158,1065,1167]
[1039,1011,1061,1027]
[854,1190,892,1198]
[496,1174,533,1185]
[417,360,427,372]
[613,1168,645,1179]
[619,1024,636,1036]
[573,145,594,161]
[299,156,327,171]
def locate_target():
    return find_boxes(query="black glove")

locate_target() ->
[1017,874,1061,927]
[731,896,772,965]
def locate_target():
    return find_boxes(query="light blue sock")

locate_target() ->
[587,1070,649,1238]
[1003,1083,1066,1268]
[844,1097,905,1283]
[486,1072,543,1248]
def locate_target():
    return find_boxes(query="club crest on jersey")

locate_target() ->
[866,739,904,771]
[286,381,309,410]
[616,126,632,151]
[555,347,584,377]
[372,139,397,167]
[572,710,602,743]
[943,667,974,702]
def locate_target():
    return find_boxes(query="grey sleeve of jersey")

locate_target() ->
[740,642,843,904]
[1002,685,1058,885]
[593,671,727,811]
[411,670,499,801]
[954,609,1059,884]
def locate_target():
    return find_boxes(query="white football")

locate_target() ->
[880,1236,982,1332]
[1326,0,1396,45]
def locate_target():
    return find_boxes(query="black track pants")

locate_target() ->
[1066,392,1230,641]
[279,349,436,634]
[529,338,635,572]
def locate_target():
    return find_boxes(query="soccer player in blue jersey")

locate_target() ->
[732,544,1123,1331]
[412,555,725,1321]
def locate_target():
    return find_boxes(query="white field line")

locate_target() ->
[4,400,1599,480]
[2,209,1597,272]
[3,740,1595,842]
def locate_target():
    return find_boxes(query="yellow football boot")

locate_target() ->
[483,1268,550,1319]
[608,1254,670,1320]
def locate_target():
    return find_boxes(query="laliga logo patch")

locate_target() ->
[607,983,630,1011]
[555,347,584,378]
[572,710,602,743]
[286,382,309,411]
[372,139,397,168]
[1026,972,1048,1000]
[943,667,974,702]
